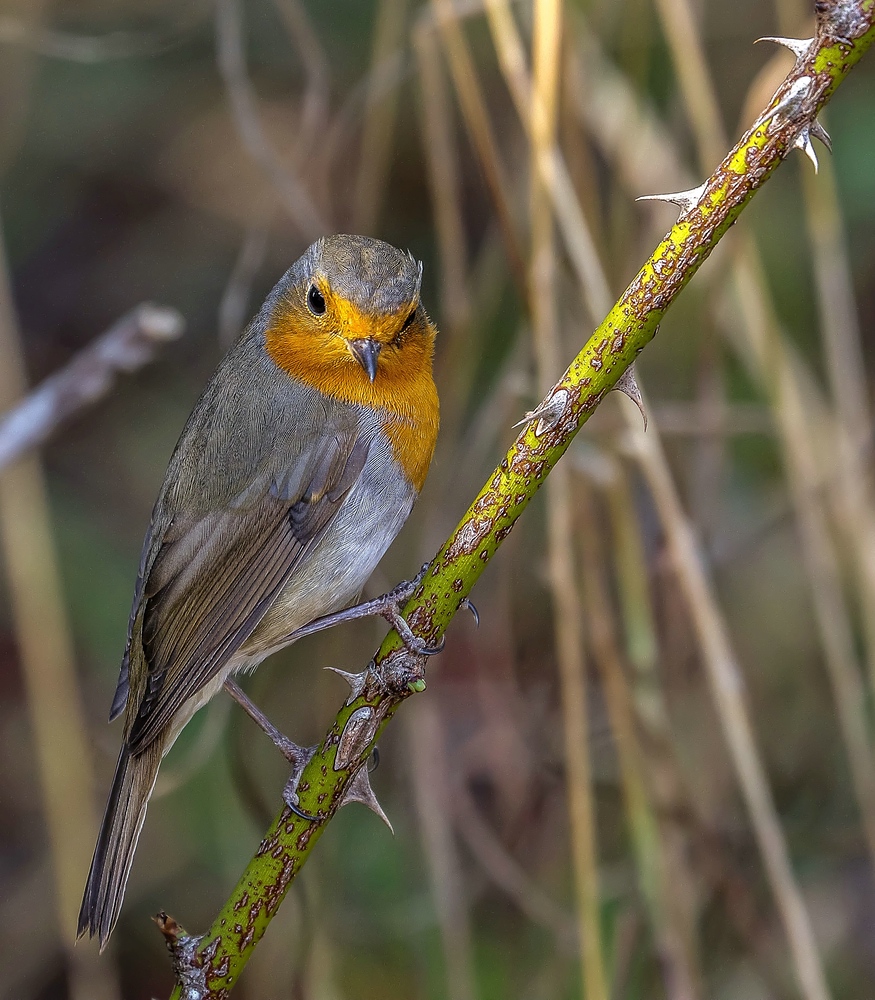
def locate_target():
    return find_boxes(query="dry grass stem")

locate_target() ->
[730,251,875,865]
[649,0,875,880]
[414,19,471,340]
[427,0,527,290]
[530,0,608,995]
[0,220,120,1000]
[652,0,724,167]
[600,460,704,987]
[576,477,701,1000]
[798,149,875,702]
[406,700,479,1000]
[626,413,831,1000]
[485,0,612,321]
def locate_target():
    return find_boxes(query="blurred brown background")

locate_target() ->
[1,0,875,998]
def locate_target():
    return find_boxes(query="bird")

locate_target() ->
[78,234,440,950]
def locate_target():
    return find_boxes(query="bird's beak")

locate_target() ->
[348,338,381,382]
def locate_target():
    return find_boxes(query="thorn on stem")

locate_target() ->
[810,118,832,152]
[341,764,394,833]
[636,183,707,217]
[513,388,569,436]
[754,35,814,60]
[612,365,647,430]
[325,665,369,705]
[793,127,819,172]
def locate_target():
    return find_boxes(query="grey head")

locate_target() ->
[263,235,424,321]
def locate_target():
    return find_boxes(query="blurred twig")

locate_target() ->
[0,302,184,472]
[218,225,269,350]
[352,0,410,233]
[215,0,326,238]
[599,458,705,994]
[0,6,207,62]
[452,779,574,942]
[270,0,331,156]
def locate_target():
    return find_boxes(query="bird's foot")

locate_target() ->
[288,563,448,657]
[281,748,319,821]
[224,680,320,821]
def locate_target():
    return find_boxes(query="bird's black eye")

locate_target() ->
[400,307,417,333]
[307,284,326,315]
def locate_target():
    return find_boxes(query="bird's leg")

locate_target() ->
[286,563,449,656]
[224,680,318,821]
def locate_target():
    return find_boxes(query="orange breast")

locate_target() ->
[266,319,439,492]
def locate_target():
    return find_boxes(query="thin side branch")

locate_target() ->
[0,303,184,472]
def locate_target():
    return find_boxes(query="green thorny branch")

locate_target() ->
[164,5,875,996]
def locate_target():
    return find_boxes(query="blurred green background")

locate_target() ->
[1,0,875,998]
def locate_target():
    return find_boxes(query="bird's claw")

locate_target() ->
[380,603,444,656]
[283,787,320,822]
[381,561,432,605]
[281,742,320,822]
[224,681,322,821]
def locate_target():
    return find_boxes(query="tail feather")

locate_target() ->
[78,743,161,950]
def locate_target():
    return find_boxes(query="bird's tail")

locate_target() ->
[77,742,160,950]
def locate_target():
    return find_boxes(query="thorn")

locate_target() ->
[754,35,813,60]
[810,118,832,152]
[636,182,707,216]
[341,764,394,833]
[793,127,819,172]
[325,665,368,705]
[612,365,647,430]
[460,597,480,627]
[761,76,812,125]
[513,388,569,435]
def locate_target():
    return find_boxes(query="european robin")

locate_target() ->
[78,235,439,949]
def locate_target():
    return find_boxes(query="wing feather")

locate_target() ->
[125,429,371,755]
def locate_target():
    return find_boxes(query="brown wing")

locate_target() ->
[124,432,371,755]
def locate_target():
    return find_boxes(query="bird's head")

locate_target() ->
[264,235,437,402]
